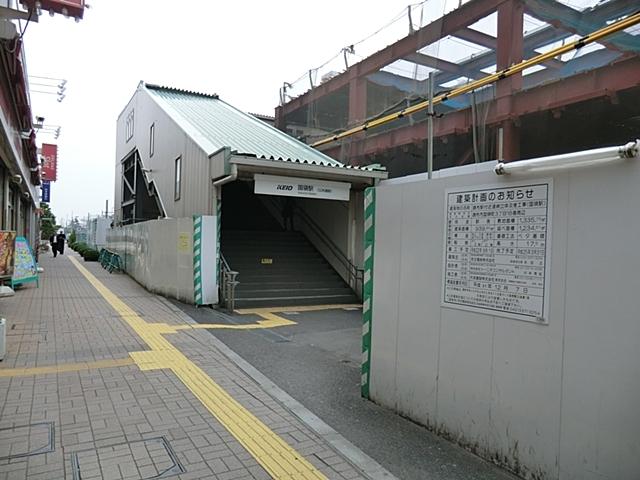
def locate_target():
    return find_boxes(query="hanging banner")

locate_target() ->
[254,174,351,201]
[0,231,16,278]
[41,181,51,203]
[41,143,58,182]
[11,236,38,288]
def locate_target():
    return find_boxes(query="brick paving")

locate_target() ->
[0,252,370,480]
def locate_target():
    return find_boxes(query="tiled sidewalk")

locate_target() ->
[0,252,372,480]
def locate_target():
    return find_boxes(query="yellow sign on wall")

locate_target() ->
[178,233,190,252]
[261,258,273,264]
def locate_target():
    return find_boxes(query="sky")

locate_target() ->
[23,0,441,226]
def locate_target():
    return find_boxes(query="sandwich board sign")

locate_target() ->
[11,236,38,288]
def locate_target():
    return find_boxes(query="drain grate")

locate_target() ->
[0,422,55,460]
[71,437,184,480]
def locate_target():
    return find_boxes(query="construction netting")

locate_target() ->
[278,0,640,178]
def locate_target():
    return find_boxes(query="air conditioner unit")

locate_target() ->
[0,20,18,40]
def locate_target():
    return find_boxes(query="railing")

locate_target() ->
[219,253,239,312]
[293,206,364,298]
[98,248,122,273]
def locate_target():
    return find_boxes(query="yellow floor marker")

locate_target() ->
[173,314,296,331]
[68,257,327,480]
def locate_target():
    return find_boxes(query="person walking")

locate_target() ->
[282,197,295,231]
[56,230,66,255]
[49,233,58,258]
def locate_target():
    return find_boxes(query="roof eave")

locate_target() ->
[229,155,388,186]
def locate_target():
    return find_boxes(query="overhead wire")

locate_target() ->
[285,1,431,94]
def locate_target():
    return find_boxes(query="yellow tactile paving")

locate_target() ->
[0,357,136,377]
[68,256,327,480]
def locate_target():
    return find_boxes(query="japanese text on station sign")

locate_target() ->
[443,183,551,321]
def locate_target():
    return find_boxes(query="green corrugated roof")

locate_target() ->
[144,84,383,172]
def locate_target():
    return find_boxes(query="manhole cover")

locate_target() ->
[71,437,184,480]
[0,422,55,460]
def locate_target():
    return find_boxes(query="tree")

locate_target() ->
[40,203,58,239]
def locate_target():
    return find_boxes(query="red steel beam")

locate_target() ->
[403,52,484,77]
[319,57,640,160]
[455,27,497,49]
[281,0,508,115]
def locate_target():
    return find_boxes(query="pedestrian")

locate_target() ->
[56,229,66,255]
[49,233,58,258]
[282,197,295,231]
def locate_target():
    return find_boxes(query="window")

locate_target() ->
[125,110,135,142]
[174,156,182,201]
[149,123,155,157]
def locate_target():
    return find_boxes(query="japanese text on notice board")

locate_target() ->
[443,183,551,321]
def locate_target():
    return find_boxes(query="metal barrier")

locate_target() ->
[98,248,122,273]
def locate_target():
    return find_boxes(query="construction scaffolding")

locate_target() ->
[276,0,640,178]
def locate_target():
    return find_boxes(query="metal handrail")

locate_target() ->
[219,253,239,312]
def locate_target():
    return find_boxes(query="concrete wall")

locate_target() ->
[107,216,217,305]
[369,161,640,480]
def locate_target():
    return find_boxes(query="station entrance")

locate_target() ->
[220,179,360,308]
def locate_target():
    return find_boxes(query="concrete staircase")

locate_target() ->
[221,230,360,308]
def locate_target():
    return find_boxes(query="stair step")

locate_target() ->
[234,294,361,309]
[236,287,352,297]
[227,264,332,274]
[225,254,325,263]
[237,281,343,289]
[221,223,357,307]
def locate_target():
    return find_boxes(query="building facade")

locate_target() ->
[0,24,41,249]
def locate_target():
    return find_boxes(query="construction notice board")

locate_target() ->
[442,181,552,323]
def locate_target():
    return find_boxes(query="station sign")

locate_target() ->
[254,174,350,201]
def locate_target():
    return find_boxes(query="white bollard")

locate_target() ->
[0,318,5,361]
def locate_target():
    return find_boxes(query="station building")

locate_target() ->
[113,82,386,307]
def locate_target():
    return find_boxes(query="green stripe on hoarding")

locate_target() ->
[216,199,221,280]
[193,215,203,305]
[362,187,376,398]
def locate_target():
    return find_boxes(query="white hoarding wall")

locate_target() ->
[87,217,112,251]
[369,162,640,480]
[107,216,217,305]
